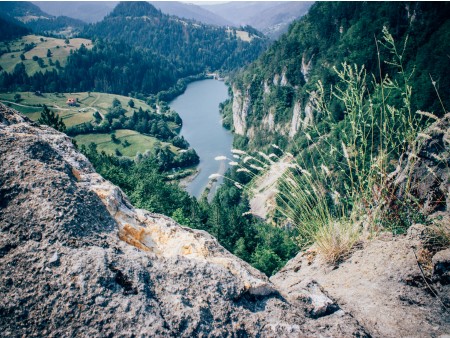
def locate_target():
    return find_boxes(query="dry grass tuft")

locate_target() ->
[313,219,361,264]
[426,216,450,251]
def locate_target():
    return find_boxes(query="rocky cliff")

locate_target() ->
[0,105,371,336]
[228,2,450,152]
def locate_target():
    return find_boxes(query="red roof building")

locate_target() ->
[66,98,76,106]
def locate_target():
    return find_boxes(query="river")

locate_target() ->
[169,79,233,198]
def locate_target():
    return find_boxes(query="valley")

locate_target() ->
[0,1,449,337]
[0,91,167,155]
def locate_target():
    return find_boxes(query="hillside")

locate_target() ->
[23,15,85,37]
[0,35,93,76]
[0,1,49,21]
[0,1,85,36]
[84,1,268,74]
[227,2,450,151]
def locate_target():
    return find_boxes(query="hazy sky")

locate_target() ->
[183,1,230,4]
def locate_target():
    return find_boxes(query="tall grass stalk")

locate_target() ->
[271,28,435,261]
[308,28,425,226]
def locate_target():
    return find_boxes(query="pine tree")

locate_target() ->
[38,104,66,132]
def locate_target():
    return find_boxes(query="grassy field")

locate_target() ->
[75,129,178,158]
[1,91,176,158]
[0,35,93,75]
[0,91,154,127]
[226,28,253,42]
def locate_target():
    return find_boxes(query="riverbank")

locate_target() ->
[177,168,200,188]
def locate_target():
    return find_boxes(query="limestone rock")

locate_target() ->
[433,248,450,285]
[0,104,369,336]
[289,101,302,138]
[231,85,250,135]
[272,238,450,337]
[395,113,450,214]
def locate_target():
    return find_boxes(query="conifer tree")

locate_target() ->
[38,104,66,132]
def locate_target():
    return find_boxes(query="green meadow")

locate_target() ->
[0,91,154,127]
[0,35,93,75]
[75,129,178,158]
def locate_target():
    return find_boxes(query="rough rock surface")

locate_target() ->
[433,247,450,285]
[0,104,370,336]
[232,85,250,135]
[271,232,450,338]
[395,113,450,213]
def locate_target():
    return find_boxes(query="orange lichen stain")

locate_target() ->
[71,167,82,182]
[119,223,151,252]
[182,245,192,255]
[94,189,109,200]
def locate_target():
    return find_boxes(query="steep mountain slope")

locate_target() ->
[84,1,268,75]
[0,104,371,337]
[0,1,49,21]
[0,1,85,36]
[228,2,450,151]
[150,1,232,27]
[0,15,30,42]
[33,1,118,23]
[201,1,313,38]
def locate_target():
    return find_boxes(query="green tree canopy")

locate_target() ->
[38,104,66,132]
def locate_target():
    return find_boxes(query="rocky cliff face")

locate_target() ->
[231,69,319,141]
[0,105,371,336]
[232,85,250,136]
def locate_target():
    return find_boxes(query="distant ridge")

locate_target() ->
[150,1,233,27]
[201,1,313,38]
[108,1,161,18]
[0,1,50,20]
[33,1,118,23]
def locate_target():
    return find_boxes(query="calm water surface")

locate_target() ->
[169,79,233,198]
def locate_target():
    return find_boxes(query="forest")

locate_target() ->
[226,2,450,152]
[218,1,450,266]
[0,1,268,96]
